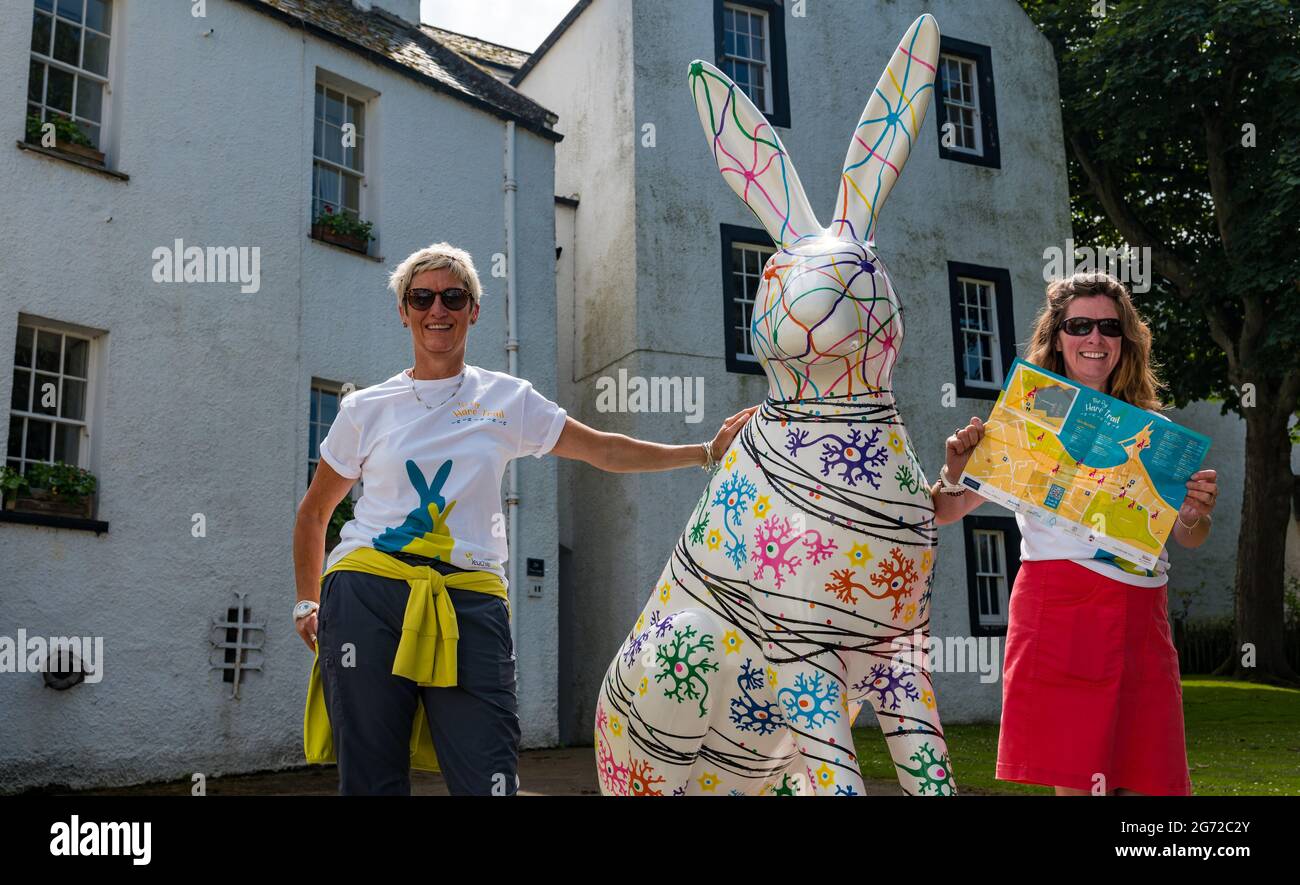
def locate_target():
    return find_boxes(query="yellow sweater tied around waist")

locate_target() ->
[303,546,509,773]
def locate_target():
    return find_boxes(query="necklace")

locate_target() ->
[408,366,466,412]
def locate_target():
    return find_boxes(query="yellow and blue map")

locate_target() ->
[959,358,1211,569]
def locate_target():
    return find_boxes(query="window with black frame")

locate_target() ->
[963,514,1022,637]
[948,262,1016,401]
[720,224,775,375]
[714,0,790,128]
[933,36,1000,169]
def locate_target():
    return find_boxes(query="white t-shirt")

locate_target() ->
[318,364,568,583]
[1015,512,1171,587]
[1014,407,1172,588]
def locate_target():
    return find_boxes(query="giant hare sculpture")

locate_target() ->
[595,15,953,796]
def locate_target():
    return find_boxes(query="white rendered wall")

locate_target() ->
[515,0,637,743]
[0,0,558,791]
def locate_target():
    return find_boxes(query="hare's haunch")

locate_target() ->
[596,14,953,796]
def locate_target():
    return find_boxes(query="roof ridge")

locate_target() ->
[405,20,555,122]
[420,23,530,57]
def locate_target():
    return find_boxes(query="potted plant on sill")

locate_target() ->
[311,205,375,255]
[25,113,105,166]
[1,461,98,520]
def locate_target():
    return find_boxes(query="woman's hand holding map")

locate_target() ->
[945,416,987,478]
[1172,468,1217,548]
[931,416,990,525]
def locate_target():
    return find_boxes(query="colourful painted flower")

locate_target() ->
[904,602,917,623]
[767,666,778,687]
[814,763,835,788]
[658,581,671,604]
[706,529,722,550]
[752,495,771,519]
[638,677,649,696]
[610,715,623,737]
[920,549,934,574]
[723,630,743,654]
[888,431,904,455]
[697,772,719,792]
[845,541,873,567]
[635,613,645,633]
[724,450,737,471]
[922,689,935,710]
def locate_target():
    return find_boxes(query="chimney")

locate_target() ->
[374,1,422,23]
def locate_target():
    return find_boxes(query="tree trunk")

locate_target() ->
[1215,400,1300,685]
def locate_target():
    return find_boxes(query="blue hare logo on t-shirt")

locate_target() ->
[373,459,458,560]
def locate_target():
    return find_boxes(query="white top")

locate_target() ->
[1015,511,1171,587]
[319,364,568,583]
[1014,407,1172,588]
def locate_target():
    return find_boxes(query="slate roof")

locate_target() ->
[235,0,559,140]
[421,25,528,81]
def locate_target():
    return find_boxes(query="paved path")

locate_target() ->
[59,747,952,796]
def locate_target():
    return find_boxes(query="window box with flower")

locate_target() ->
[311,205,374,255]
[1,461,98,520]
[25,113,105,166]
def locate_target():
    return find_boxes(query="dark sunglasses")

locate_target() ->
[1060,317,1123,337]
[406,287,471,311]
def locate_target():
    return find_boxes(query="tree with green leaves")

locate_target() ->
[1018,0,1299,683]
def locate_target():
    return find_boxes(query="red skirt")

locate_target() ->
[996,559,1192,795]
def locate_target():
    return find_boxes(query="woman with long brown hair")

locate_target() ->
[928,271,1219,795]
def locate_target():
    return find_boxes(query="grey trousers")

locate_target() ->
[317,567,521,796]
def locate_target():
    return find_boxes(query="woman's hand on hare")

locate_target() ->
[710,405,761,462]
[944,416,986,478]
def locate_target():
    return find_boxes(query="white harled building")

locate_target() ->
[0,0,563,792]
[514,0,1258,738]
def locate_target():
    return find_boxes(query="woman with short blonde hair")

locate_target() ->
[387,241,484,311]
[929,271,1219,796]
[292,241,756,796]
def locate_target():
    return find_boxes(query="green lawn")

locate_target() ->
[851,677,1300,795]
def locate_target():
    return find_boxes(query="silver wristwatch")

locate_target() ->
[293,600,319,621]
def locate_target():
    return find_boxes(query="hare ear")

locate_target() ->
[405,459,430,498]
[426,459,452,508]
[830,14,940,243]
[688,60,820,248]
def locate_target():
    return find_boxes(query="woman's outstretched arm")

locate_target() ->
[549,406,760,473]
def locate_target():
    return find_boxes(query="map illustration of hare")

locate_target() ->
[595,15,955,796]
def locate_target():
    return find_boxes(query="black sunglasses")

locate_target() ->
[1061,317,1123,337]
[406,287,471,311]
